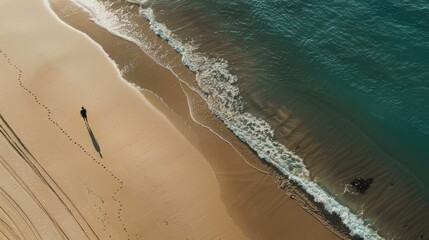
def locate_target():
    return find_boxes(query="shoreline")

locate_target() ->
[0,0,248,239]
[0,0,359,239]
[47,0,350,239]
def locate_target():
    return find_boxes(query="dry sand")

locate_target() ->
[0,0,341,239]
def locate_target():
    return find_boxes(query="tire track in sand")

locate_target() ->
[0,184,42,240]
[0,48,131,239]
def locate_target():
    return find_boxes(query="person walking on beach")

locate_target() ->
[80,106,88,122]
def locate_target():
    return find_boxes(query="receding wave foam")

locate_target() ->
[139,7,383,239]
[66,0,383,239]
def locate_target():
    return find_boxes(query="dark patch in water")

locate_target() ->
[350,177,373,194]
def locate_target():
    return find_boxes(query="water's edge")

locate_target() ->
[138,5,383,240]
[49,0,385,239]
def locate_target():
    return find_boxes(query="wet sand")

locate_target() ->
[0,0,341,239]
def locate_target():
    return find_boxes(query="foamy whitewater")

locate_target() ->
[67,0,384,238]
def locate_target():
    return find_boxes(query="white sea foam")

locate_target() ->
[71,0,139,42]
[125,0,148,5]
[67,1,383,239]
[141,7,384,239]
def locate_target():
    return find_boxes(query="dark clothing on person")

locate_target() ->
[80,107,87,120]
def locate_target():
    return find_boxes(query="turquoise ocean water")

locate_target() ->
[71,0,429,238]
[145,0,429,238]
[148,0,429,187]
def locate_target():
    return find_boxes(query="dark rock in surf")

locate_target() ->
[350,178,373,194]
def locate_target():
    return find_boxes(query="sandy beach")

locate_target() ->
[0,0,341,239]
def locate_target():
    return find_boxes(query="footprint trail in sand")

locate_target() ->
[0,48,132,240]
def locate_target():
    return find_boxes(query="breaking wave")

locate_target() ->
[67,0,383,239]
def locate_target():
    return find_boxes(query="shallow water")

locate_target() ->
[68,0,429,238]
[148,0,429,187]
[146,0,429,238]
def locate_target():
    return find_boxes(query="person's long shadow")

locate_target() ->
[84,120,103,158]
